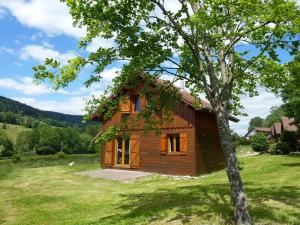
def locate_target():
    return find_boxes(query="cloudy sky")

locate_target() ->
[0,0,294,135]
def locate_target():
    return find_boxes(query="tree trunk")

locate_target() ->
[215,108,252,225]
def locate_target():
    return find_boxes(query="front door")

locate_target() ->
[115,137,130,167]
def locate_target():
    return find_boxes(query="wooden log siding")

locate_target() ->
[99,91,225,176]
[102,100,195,131]
[194,111,225,174]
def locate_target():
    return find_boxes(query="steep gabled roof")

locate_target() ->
[244,127,270,138]
[271,122,282,135]
[91,77,239,122]
[281,116,298,132]
[254,127,270,132]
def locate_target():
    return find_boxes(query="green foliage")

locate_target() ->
[84,124,101,137]
[16,131,36,155]
[232,132,251,147]
[32,0,299,145]
[12,154,21,163]
[0,132,14,157]
[56,151,66,159]
[274,131,298,154]
[0,96,83,128]
[1,123,7,129]
[12,124,97,156]
[281,54,300,124]
[248,117,264,131]
[251,134,269,153]
[262,106,286,127]
[275,141,291,155]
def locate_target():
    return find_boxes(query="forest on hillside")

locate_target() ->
[0,96,84,128]
[0,96,101,158]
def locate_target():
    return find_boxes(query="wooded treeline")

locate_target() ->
[0,123,100,157]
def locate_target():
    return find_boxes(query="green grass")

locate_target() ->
[236,145,256,156]
[0,123,32,143]
[0,154,299,225]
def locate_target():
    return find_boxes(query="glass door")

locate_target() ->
[115,137,130,166]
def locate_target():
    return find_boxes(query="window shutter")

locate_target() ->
[180,133,187,155]
[120,95,131,112]
[104,141,113,166]
[130,135,140,168]
[160,134,167,154]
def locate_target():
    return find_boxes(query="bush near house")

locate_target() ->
[251,133,269,153]
[274,131,298,155]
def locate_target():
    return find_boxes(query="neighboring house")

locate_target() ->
[245,116,298,140]
[271,122,282,139]
[91,78,239,176]
[245,127,271,140]
[281,116,298,133]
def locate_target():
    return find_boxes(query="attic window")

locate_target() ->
[134,96,140,112]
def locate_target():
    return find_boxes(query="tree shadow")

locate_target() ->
[90,182,300,225]
[281,162,300,167]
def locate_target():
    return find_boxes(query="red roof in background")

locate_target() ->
[254,127,270,132]
[281,116,298,132]
[273,122,282,135]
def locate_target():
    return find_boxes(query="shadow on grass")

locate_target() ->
[90,183,300,225]
[281,162,300,167]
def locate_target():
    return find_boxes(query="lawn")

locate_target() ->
[0,153,299,225]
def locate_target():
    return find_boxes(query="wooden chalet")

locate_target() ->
[91,79,239,176]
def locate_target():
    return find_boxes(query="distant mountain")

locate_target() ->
[0,96,84,127]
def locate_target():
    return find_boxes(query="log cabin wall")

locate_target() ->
[101,97,198,176]
[132,127,196,176]
[194,110,225,174]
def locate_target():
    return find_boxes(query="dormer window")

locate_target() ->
[133,96,140,112]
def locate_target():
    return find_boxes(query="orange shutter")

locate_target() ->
[180,133,187,155]
[160,134,168,154]
[104,141,113,166]
[120,95,131,112]
[130,135,140,168]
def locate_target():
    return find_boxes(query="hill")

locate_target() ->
[0,96,84,127]
[0,123,31,144]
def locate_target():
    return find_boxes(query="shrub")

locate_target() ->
[251,133,269,153]
[36,146,56,155]
[1,123,7,129]
[268,143,277,154]
[280,131,297,152]
[0,132,14,157]
[56,151,66,159]
[275,141,291,155]
[12,154,21,163]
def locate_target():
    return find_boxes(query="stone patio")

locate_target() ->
[75,169,153,182]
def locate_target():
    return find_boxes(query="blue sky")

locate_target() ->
[0,0,295,135]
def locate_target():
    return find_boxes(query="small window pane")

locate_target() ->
[116,138,122,164]
[134,96,141,112]
[176,135,180,152]
[168,134,180,153]
[124,139,130,165]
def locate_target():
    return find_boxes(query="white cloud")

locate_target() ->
[0,0,85,39]
[0,76,68,96]
[12,96,86,115]
[20,44,76,64]
[230,89,282,135]
[100,67,120,81]
[0,46,15,55]
[86,37,115,52]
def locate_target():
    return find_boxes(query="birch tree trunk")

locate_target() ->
[215,107,252,225]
